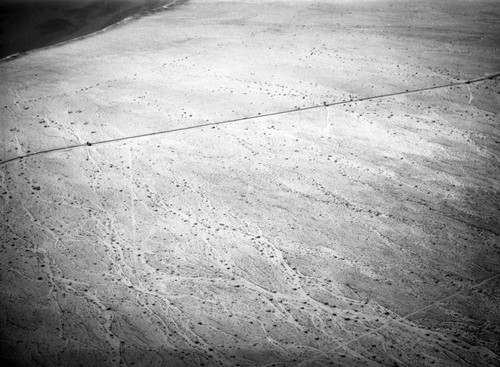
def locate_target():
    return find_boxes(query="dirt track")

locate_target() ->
[1,1,499,366]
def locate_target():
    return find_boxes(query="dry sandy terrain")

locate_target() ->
[1,0,499,366]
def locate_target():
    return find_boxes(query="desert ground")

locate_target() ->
[0,0,499,366]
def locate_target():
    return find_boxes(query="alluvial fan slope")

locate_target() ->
[1,1,499,366]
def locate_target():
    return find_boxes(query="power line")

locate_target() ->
[1,72,498,167]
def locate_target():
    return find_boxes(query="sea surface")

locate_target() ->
[0,0,181,59]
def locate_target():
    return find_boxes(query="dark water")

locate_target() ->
[0,0,177,58]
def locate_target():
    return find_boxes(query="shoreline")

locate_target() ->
[0,0,184,60]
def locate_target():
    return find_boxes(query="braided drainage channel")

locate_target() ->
[1,71,498,167]
[1,72,499,363]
